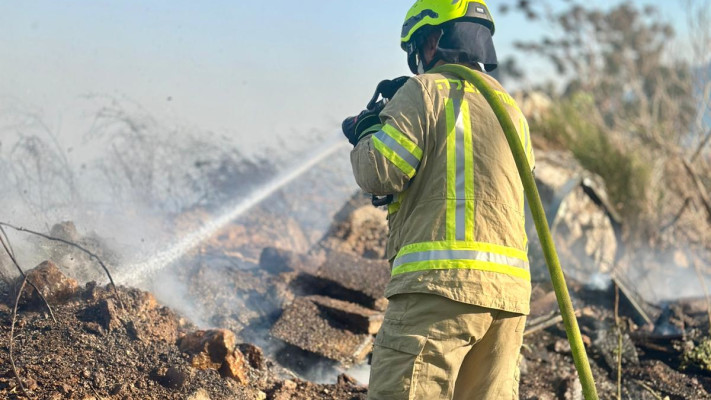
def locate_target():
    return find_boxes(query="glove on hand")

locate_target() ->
[343,76,410,146]
[367,76,410,110]
[342,102,385,146]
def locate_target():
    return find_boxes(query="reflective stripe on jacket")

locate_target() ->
[351,68,534,314]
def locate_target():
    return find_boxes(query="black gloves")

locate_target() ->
[342,76,410,146]
[367,76,410,110]
[341,102,385,146]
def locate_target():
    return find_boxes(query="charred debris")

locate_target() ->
[1,150,711,399]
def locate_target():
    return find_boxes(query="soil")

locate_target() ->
[0,282,367,399]
[2,192,711,399]
[518,282,711,399]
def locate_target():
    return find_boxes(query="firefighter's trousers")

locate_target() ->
[367,293,526,400]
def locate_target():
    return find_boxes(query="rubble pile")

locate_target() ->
[2,149,711,399]
[269,250,389,369]
[520,281,711,399]
[0,265,366,399]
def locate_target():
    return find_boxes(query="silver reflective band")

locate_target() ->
[452,96,468,241]
[393,249,529,270]
[374,130,421,171]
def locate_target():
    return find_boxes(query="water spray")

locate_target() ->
[116,138,348,285]
[431,64,599,399]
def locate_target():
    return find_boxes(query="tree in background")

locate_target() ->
[510,1,710,249]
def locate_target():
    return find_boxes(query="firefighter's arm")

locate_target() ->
[350,79,428,195]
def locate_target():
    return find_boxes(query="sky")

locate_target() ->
[0,1,691,153]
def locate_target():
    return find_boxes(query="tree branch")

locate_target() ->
[659,197,692,233]
[0,222,124,310]
[10,278,31,399]
[691,128,711,163]
[680,157,711,224]
[0,228,56,323]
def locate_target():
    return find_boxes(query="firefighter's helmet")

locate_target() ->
[401,0,498,74]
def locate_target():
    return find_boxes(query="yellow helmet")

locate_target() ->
[401,0,497,74]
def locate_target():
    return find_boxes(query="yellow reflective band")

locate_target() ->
[389,192,405,215]
[372,135,417,178]
[397,241,529,261]
[381,125,423,160]
[462,102,475,242]
[494,90,522,113]
[391,259,531,280]
[445,99,457,241]
[434,79,522,113]
[393,241,530,280]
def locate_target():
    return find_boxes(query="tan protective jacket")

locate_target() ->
[351,68,535,314]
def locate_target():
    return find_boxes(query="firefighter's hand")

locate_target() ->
[342,104,384,146]
[367,76,410,110]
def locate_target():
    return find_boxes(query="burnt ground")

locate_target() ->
[2,193,711,399]
[4,266,711,400]
[519,281,711,399]
[0,281,367,399]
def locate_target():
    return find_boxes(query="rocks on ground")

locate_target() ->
[0,261,366,400]
[178,329,250,384]
[16,260,79,308]
[271,296,373,367]
[265,248,389,375]
[527,152,618,282]
[318,193,388,260]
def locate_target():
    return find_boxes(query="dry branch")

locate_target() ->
[1,225,16,259]
[691,129,711,163]
[524,314,564,336]
[0,222,124,310]
[0,228,56,323]
[638,381,664,400]
[10,278,31,399]
[660,197,692,233]
[524,309,584,336]
[680,157,711,224]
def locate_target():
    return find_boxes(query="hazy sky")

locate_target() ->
[0,1,689,152]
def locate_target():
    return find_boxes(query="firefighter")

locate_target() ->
[342,1,535,399]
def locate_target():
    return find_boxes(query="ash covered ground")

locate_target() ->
[2,149,711,399]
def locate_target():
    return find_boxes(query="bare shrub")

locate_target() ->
[517,2,710,245]
[82,94,275,214]
[0,109,80,221]
[0,95,277,221]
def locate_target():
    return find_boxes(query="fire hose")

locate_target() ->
[430,64,599,400]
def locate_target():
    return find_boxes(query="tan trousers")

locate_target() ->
[367,293,526,400]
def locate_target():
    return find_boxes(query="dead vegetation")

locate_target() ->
[514,2,711,251]
[3,193,711,399]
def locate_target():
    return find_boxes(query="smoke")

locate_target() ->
[617,246,711,303]
[114,139,347,285]
[0,94,354,290]
[0,94,365,386]
[150,271,210,328]
[344,362,371,386]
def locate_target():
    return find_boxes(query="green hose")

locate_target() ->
[431,64,599,400]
